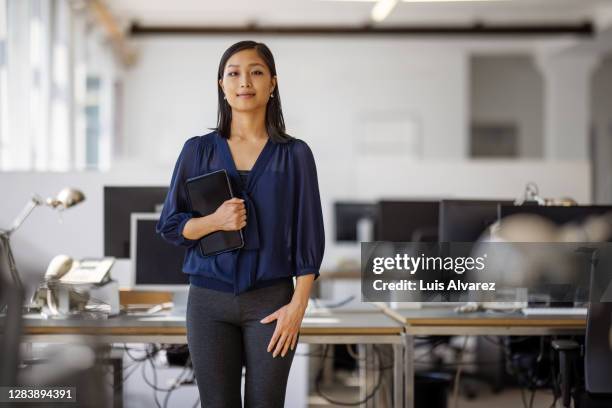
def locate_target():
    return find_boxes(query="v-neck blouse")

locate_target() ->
[156,131,325,295]
[236,170,250,187]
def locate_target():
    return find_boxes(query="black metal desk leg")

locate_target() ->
[112,355,123,408]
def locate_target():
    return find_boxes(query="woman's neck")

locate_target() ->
[230,110,267,142]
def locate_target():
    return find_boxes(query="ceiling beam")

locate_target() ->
[129,21,594,37]
[88,0,137,67]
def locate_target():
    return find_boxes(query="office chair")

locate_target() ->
[552,247,612,408]
[553,302,612,408]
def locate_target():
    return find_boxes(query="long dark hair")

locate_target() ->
[215,41,292,144]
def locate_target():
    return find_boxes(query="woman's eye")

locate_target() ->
[252,70,263,75]
[227,72,238,77]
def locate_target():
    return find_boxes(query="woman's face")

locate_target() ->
[219,48,276,113]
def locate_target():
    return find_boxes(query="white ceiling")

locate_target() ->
[106,0,612,28]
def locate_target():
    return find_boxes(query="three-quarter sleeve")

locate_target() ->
[156,136,200,248]
[292,140,325,280]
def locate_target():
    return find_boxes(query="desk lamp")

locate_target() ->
[0,188,86,290]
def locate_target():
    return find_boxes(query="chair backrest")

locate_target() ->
[585,303,612,393]
[585,248,612,394]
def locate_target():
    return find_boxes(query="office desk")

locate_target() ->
[22,305,401,340]
[380,306,586,408]
[22,306,586,408]
[21,308,406,408]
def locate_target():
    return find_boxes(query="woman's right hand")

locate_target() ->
[213,197,246,231]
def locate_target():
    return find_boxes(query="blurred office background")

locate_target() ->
[1,0,612,407]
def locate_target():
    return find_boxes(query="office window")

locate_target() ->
[31,0,52,170]
[85,75,101,168]
[0,0,116,171]
[0,0,6,169]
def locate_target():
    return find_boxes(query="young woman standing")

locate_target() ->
[157,41,325,408]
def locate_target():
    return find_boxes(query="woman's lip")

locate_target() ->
[237,93,255,97]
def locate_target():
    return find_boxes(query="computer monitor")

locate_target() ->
[377,200,439,242]
[334,202,378,242]
[104,186,168,259]
[439,199,513,242]
[499,205,612,226]
[130,213,189,290]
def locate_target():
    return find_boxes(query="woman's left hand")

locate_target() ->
[260,300,307,358]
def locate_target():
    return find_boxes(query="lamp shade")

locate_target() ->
[46,188,85,209]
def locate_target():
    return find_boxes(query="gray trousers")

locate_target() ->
[186,280,298,408]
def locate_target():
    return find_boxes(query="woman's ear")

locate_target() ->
[270,76,277,94]
[218,78,225,94]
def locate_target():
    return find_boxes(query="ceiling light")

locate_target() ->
[372,0,399,22]
[319,0,505,2]
[402,0,505,2]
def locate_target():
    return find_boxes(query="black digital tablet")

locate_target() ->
[185,169,244,257]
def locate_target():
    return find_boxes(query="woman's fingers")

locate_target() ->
[268,328,298,357]
[291,333,298,351]
[260,310,278,324]
[273,332,289,358]
[262,305,301,357]
[267,328,280,352]
[281,334,293,357]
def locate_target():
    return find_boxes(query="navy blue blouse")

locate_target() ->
[155,131,325,295]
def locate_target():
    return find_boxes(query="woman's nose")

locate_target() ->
[240,76,251,88]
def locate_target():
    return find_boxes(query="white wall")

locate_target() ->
[120,36,469,164]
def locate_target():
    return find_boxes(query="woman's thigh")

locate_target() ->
[186,285,244,408]
[239,281,297,408]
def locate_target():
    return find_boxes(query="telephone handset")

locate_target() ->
[45,254,74,280]
[45,255,115,285]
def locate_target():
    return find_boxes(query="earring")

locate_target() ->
[223,95,226,100]
[270,94,274,98]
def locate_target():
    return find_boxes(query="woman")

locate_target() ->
[156,40,325,408]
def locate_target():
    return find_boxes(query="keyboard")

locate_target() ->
[521,307,587,316]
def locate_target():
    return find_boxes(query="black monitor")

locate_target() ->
[104,186,168,259]
[499,205,612,226]
[439,199,513,242]
[131,213,189,289]
[377,201,439,242]
[334,202,378,242]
